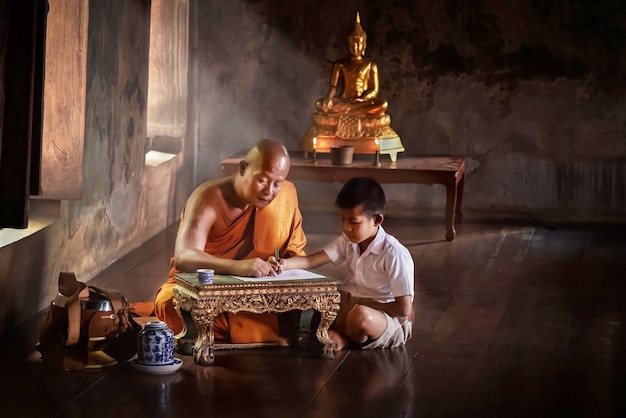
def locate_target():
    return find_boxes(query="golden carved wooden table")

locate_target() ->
[173,273,341,366]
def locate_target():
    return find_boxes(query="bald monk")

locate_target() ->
[154,139,307,343]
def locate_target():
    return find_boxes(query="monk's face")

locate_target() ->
[240,154,289,208]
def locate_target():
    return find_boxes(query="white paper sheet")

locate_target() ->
[232,269,326,282]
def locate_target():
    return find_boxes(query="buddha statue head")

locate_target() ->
[348,13,367,58]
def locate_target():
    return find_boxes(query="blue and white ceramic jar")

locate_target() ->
[137,320,175,366]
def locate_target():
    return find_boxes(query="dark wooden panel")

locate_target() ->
[0,0,43,228]
[28,0,47,196]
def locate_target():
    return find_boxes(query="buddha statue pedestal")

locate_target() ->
[300,112,404,162]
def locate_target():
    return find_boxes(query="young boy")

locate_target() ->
[271,177,414,350]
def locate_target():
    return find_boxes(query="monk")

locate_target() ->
[154,139,307,343]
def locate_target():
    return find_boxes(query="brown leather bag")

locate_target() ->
[37,272,141,370]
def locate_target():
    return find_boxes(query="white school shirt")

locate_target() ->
[323,225,414,303]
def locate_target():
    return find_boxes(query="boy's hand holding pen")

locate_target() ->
[271,248,284,274]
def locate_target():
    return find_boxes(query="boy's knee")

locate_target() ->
[347,305,377,331]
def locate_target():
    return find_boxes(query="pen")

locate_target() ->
[274,248,282,273]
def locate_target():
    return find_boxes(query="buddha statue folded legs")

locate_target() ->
[315,95,389,116]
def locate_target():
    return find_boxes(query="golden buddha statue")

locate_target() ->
[301,13,404,161]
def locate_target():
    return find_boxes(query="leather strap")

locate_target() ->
[57,272,83,346]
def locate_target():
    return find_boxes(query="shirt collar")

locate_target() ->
[366,225,386,255]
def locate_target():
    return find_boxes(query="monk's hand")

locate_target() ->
[238,258,278,277]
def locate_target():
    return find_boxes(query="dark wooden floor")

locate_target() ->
[2,213,625,417]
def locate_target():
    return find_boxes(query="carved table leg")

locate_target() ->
[315,295,340,359]
[316,312,336,359]
[192,309,215,366]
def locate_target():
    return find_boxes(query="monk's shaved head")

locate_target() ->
[245,139,290,173]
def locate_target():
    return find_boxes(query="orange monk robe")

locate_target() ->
[154,181,307,342]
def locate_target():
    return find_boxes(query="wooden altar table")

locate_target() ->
[221,152,466,241]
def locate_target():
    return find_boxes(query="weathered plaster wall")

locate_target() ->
[0,0,192,336]
[194,0,625,222]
